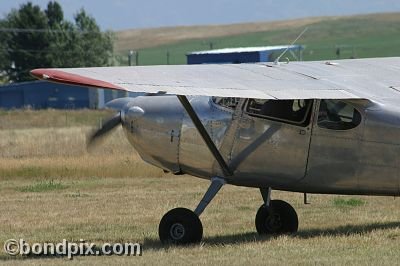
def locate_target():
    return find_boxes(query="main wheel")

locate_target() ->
[159,208,203,245]
[255,200,298,235]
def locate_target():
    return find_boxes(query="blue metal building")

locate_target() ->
[187,45,303,64]
[0,81,95,109]
[0,80,140,109]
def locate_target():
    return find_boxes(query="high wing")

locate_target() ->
[31,57,400,102]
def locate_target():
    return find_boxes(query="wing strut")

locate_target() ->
[177,95,233,177]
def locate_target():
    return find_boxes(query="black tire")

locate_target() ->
[255,200,298,235]
[159,208,203,245]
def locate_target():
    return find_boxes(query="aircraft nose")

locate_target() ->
[120,95,183,174]
[104,97,145,125]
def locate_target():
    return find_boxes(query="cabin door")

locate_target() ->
[230,99,314,184]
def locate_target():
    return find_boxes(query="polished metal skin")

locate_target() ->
[31,57,400,102]
[114,95,400,197]
[302,100,400,195]
[30,58,400,244]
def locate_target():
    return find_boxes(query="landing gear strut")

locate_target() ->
[255,188,298,235]
[158,182,299,244]
[158,177,225,244]
[160,95,298,244]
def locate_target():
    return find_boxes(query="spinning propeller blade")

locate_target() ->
[87,113,122,149]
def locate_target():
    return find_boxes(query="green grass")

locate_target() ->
[333,198,366,207]
[17,180,68,193]
[120,14,400,66]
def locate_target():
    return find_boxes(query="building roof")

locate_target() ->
[187,45,303,55]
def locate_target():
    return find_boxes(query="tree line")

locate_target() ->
[0,1,114,83]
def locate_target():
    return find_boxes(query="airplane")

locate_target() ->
[30,57,400,245]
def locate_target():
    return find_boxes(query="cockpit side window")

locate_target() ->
[318,100,361,130]
[245,99,313,126]
[212,97,240,110]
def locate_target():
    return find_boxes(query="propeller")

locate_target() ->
[86,97,144,151]
[87,112,122,150]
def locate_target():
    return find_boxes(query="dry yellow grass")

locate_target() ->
[1,177,400,265]
[0,126,162,178]
[1,110,400,265]
[0,110,159,179]
[0,109,113,130]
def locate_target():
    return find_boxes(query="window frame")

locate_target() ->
[211,96,242,112]
[243,99,314,127]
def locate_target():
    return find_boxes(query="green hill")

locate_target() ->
[114,13,400,65]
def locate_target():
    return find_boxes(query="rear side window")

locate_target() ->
[318,100,361,130]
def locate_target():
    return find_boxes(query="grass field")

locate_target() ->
[114,13,400,66]
[2,12,400,265]
[1,109,400,265]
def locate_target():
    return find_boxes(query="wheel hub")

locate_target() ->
[265,213,282,232]
[170,223,185,240]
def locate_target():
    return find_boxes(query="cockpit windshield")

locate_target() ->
[212,97,241,110]
[245,99,313,126]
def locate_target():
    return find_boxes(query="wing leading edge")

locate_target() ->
[30,57,400,101]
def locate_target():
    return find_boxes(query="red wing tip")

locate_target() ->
[30,68,123,90]
[30,69,49,79]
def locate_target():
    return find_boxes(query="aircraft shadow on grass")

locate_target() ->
[143,221,400,250]
[2,221,399,261]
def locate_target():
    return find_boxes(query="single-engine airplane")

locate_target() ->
[30,57,400,244]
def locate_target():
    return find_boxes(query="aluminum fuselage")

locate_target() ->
[120,96,400,196]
